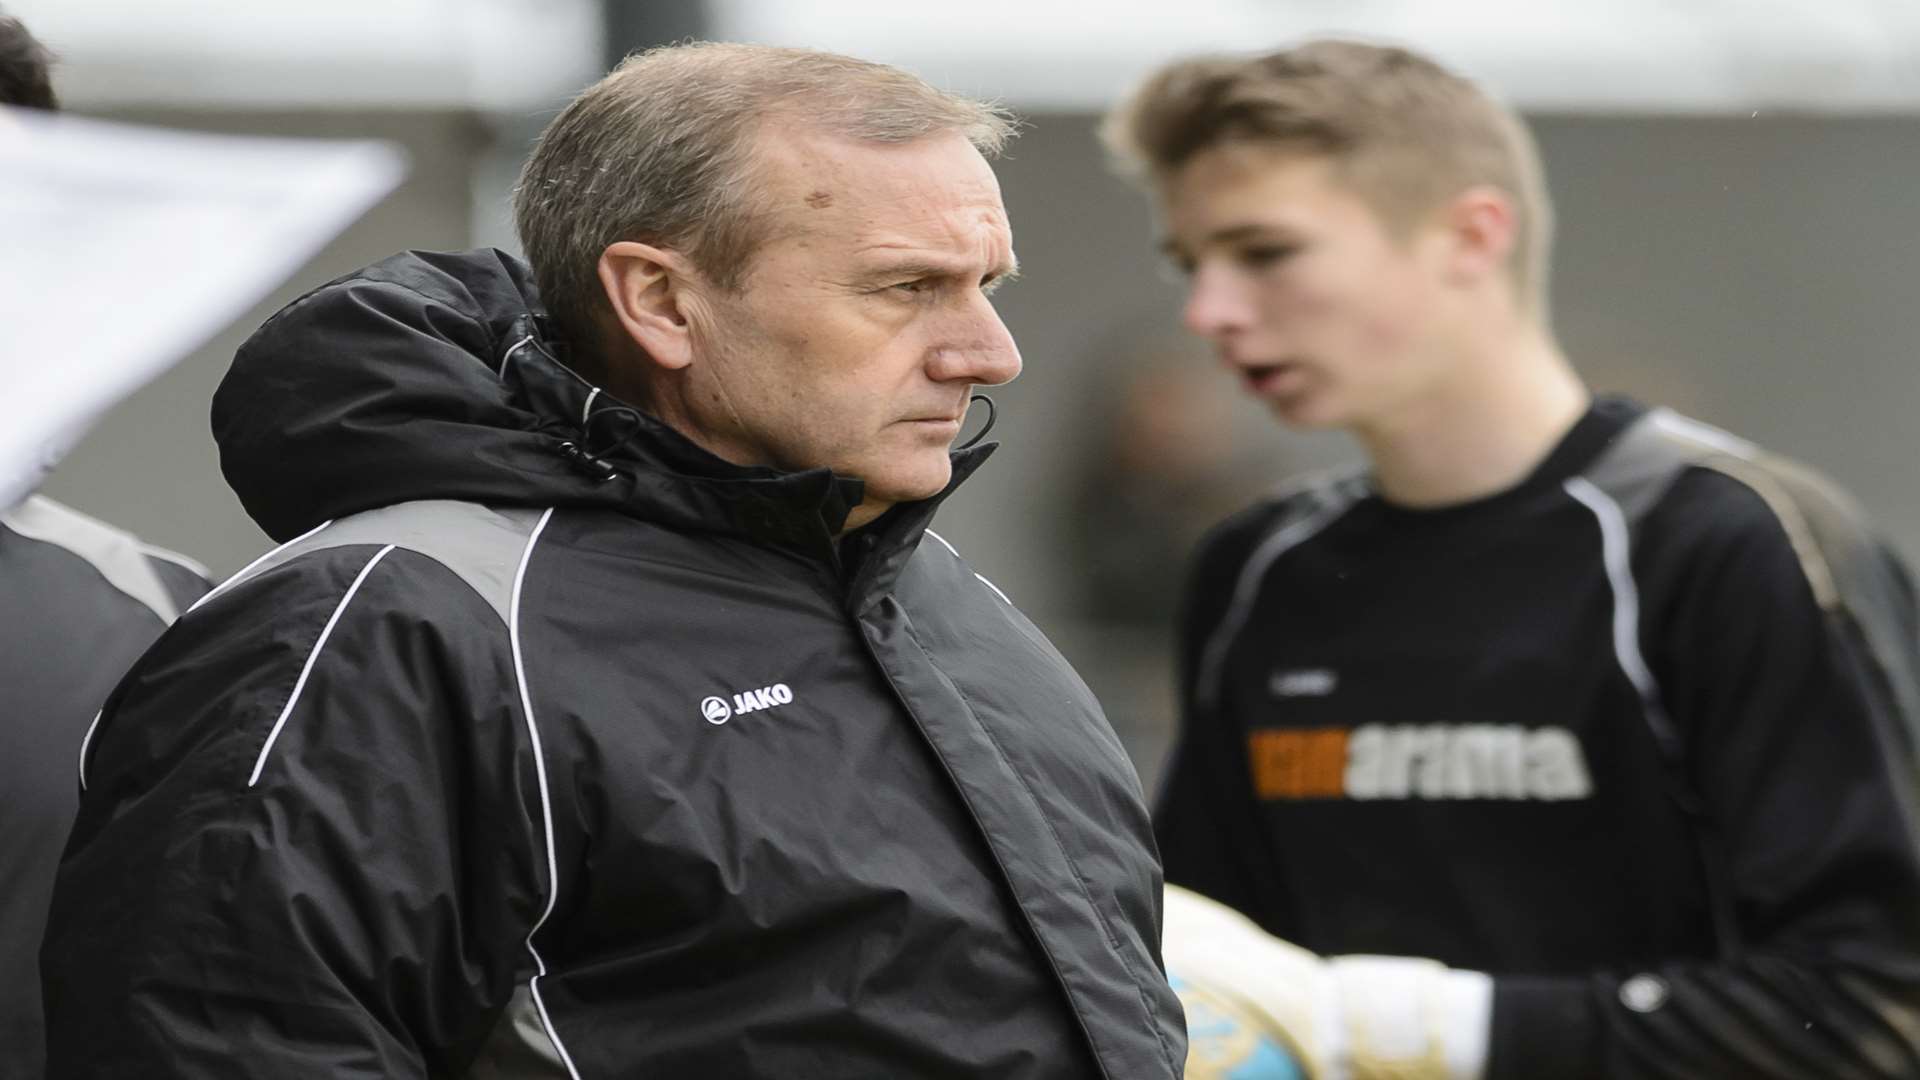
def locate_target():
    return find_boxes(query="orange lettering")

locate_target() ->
[1248,728,1348,800]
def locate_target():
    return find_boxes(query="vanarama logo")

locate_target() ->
[701,684,795,725]
[1248,724,1592,801]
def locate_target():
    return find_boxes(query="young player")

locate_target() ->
[1107,39,1920,1079]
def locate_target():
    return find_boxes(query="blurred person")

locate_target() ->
[0,9,213,1076]
[1106,39,1920,1079]
[1067,349,1248,625]
[41,42,1186,1078]
[0,5,53,110]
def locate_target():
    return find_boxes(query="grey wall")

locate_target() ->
[1544,114,1920,568]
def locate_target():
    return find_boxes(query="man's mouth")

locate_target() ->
[902,415,964,432]
[902,403,969,427]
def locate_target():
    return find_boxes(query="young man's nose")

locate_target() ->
[1182,265,1257,341]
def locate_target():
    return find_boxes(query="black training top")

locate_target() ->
[1159,396,1920,1078]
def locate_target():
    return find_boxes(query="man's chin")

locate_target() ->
[867,462,956,507]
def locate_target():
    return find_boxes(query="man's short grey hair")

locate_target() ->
[513,41,1017,363]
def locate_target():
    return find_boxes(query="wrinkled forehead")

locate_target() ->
[747,124,1012,259]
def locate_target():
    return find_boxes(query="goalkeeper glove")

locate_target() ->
[1164,884,1493,1080]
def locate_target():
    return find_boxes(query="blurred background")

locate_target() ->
[18,0,1920,790]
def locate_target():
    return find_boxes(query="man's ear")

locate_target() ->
[1437,185,1517,288]
[597,240,699,371]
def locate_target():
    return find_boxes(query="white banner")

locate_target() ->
[0,107,406,508]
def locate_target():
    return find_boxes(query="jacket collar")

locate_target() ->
[843,447,994,610]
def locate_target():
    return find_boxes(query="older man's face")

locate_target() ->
[678,126,1022,526]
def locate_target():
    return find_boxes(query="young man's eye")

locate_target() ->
[1237,245,1298,269]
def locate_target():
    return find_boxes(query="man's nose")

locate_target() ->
[1181,264,1254,342]
[930,301,1023,387]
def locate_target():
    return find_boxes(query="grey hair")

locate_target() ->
[513,41,1017,364]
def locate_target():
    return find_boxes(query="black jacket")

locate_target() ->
[42,249,1186,1078]
[0,496,209,1077]
[1159,396,1920,1078]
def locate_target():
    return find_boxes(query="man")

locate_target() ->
[1104,39,1920,1079]
[0,10,213,1075]
[42,42,1186,1078]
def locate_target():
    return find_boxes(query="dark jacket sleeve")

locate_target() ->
[40,546,549,1079]
[1490,469,1920,1080]
[1156,504,1293,933]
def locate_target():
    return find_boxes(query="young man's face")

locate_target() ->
[1161,144,1454,431]
[679,126,1022,523]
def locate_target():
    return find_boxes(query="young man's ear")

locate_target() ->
[597,241,699,371]
[1439,186,1518,289]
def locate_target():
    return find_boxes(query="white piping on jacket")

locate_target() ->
[508,507,584,1080]
[246,545,395,787]
[188,519,335,614]
[88,519,330,790]
[924,529,1013,604]
[1563,477,1669,722]
[77,711,103,793]
[973,573,1013,605]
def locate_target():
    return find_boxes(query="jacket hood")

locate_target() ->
[215,249,993,548]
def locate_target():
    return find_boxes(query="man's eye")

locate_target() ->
[890,279,935,295]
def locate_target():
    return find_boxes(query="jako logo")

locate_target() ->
[701,684,795,724]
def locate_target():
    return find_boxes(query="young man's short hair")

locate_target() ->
[1103,39,1553,314]
[0,7,58,111]
[512,41,1016,366]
